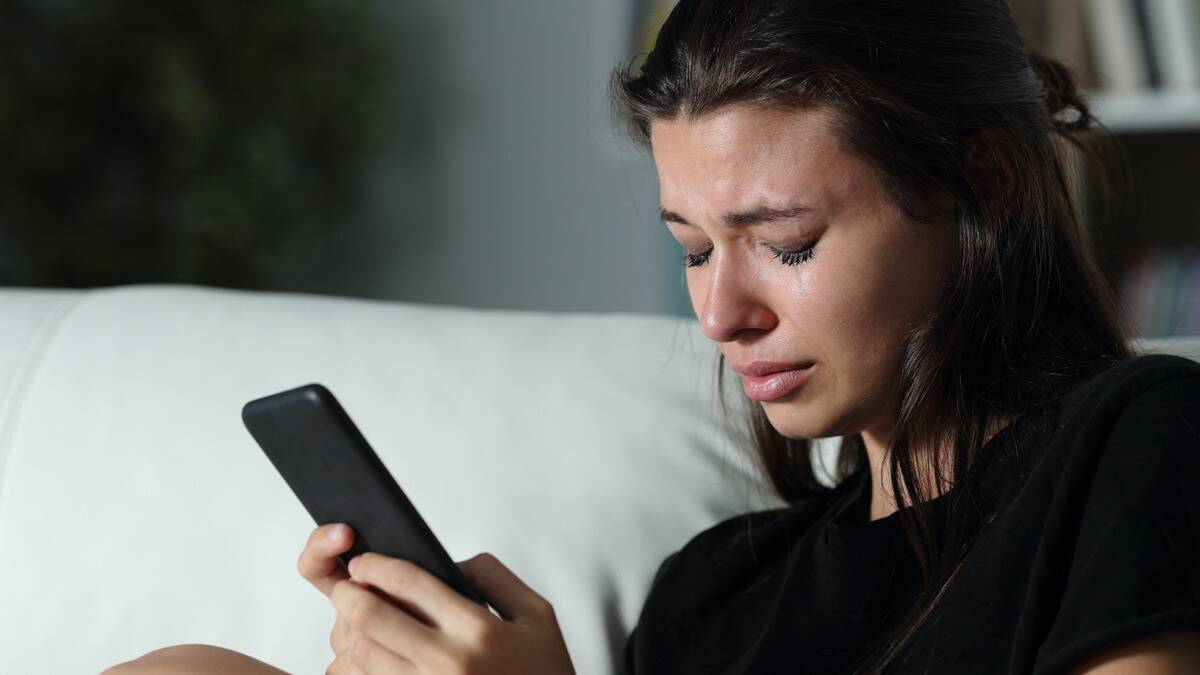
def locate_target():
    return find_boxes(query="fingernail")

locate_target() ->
[327,524,344,543]
[348,555,361,576]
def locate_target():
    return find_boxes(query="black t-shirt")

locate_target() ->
[623,353,1200,674]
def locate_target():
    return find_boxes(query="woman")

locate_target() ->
[106,0,1200,673]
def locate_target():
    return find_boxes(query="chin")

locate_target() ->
[758,401,818,439]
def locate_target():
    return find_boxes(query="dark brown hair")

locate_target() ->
[611,1,1134,672]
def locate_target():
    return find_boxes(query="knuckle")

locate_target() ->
[330,580,358,615]
[533,596,557,619]
[350,635,373,664]
[296,550,314,579]
[330,579,348,604]
[328,620,344,653]
[382,558,420,592]
[463,618,499,652]
[436,646,476,675]
[339,622,356,650]
[344,591,379,628]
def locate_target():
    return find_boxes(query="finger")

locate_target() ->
[458,552,552,621]
[347,553,486,629]
[330,578,445,666]
[300,523,355,597]
[325,651,367,675]
[348,634,419,675]
[330,615,355,656]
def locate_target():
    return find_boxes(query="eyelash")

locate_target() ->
[682,240,817,268]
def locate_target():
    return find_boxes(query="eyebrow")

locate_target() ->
[658,204,817,227]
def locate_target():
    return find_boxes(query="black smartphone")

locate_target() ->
[241,383,488,607]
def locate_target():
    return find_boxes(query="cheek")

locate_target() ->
[811,236,947,388]
[684,272,706,317]
[794,249,912,381]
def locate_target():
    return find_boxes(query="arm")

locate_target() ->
[1067,629,1200,674]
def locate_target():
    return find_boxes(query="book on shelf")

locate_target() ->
[1120,247,1200,337]
[1012,0,1200,97]
[1047,0,1100,89]
[1079,0,1200,94]
[1085,0,1153,91]
[1142,0,1200,89]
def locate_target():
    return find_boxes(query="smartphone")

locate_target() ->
[241,383,488,607]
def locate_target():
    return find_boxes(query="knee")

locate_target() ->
[102,644,203,673]
[101,643,270,667]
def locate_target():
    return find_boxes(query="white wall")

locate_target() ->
[342,0,688,315]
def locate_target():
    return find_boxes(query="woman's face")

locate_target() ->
[650,104,956,441]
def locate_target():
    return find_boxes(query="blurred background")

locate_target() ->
[0,0,685,314]
[1,0,1198,332]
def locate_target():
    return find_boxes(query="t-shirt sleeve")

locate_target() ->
[622,550,682,675]
[1034,373,1200,674]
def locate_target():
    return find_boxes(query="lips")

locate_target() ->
[736,362,815,402]
[732,360,816,377]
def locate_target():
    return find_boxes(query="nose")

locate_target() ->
[696,252,777,343]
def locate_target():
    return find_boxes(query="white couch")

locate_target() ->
[0,285,788,674]
[2,285,1196,674]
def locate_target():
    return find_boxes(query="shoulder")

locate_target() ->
[641,493,833,608]
[1089,355,1200,479]
[1101,353,1200,434]
[653,507,790,583]
[1059,353,1200,416]
[1048,354,1200,464]
[1061,353,1200,501]
[624,505,802,668]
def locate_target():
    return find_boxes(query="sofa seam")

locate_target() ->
[0,292,89,505]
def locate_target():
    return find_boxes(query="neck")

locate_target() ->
[860,414,1016,522]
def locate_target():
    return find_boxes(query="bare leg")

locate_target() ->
[102,644,292,675]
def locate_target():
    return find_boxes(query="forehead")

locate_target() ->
[649,104,854,212]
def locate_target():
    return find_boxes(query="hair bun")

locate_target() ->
[1029,52,1093,133]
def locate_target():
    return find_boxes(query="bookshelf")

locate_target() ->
[1076,122,1200,338]
[1015,0,1200,338]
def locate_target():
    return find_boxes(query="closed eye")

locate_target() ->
[764,241,817,266]
[683,239,817,268]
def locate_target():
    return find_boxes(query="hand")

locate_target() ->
[297,523,355,598]
[297,524,364,663]
[299,523,576,674]
[328,551,576,675]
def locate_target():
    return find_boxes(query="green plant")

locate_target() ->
[0,0,403,288]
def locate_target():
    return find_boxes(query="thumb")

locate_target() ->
[458,552,548,621]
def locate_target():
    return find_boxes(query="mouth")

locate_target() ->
[733,360,816,377]
[738,363,815,402]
